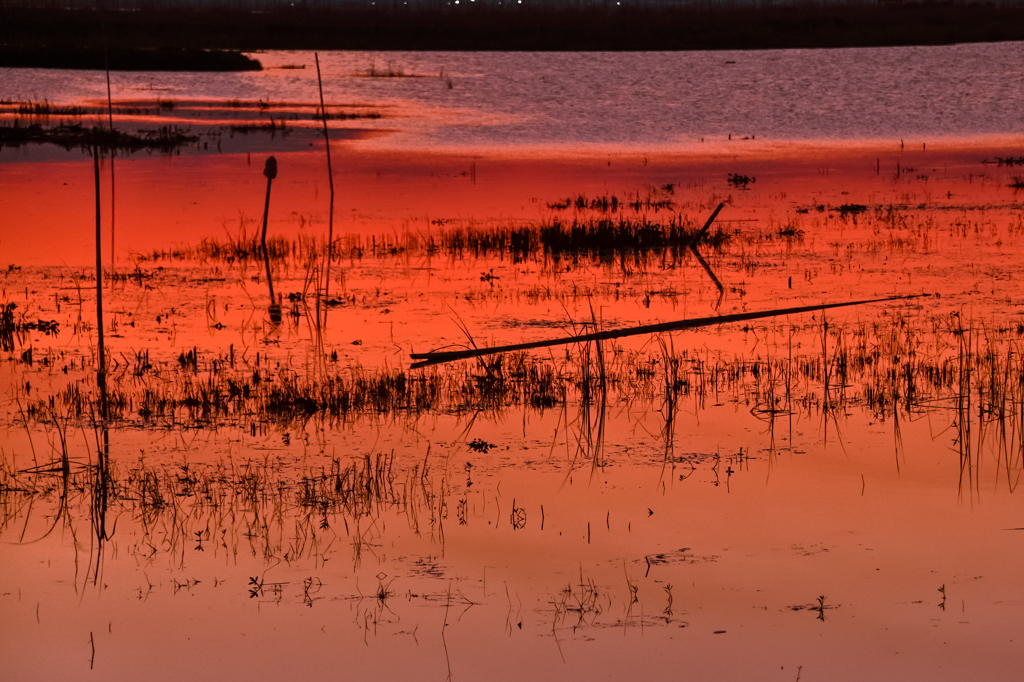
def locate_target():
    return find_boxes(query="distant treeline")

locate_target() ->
[2,0,966,8]
[4,0,1024,9]
[0,45,261,70]
[3,2,1024,51]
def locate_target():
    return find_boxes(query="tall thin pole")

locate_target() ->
[105,60,116,271]
[315,53,335,324]
[93,142,106,395]
[100,0,115,271]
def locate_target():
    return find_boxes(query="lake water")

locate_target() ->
[3,42,1024,153]
[3,44,1024,681]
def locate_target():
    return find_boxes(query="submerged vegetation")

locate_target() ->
[0,96,383,154]
[0,121,199,153]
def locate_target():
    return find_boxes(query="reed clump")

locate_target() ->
[138,213,731,270]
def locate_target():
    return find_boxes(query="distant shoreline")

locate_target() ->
[0,46,261,72]
[3,4,1024,55]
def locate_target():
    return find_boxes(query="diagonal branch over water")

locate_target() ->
[410,293,932,368]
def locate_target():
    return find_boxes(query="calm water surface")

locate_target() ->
[2,45,1024,681]
[3,43,1024,152]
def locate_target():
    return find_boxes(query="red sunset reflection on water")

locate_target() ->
[4,47,1024,680]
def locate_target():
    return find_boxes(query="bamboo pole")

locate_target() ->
[409,294,931,369]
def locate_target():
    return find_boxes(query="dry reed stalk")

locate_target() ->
[260,156,281,323]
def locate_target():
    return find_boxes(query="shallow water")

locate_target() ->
[3,46,1024,681]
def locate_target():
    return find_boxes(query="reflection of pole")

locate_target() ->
[690,245,724,308]
[315,53,335,327]
[261,156,281,324]
[92,418,110,586]
[92,61,112,569]
[690,201,726,308]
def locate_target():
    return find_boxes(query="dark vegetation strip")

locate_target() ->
[137,217,731,266]
[0,122,199,153]
[3,4,1024,53]
[0,46,261,72]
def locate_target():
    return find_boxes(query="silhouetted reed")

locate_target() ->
[139,216,732,270]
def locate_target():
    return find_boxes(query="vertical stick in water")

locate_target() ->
[105,57,116,272]
[261,156,281,324]
[96,28,113,531]
[315,53,335,325]
[100,2,116,272]
[93,141,106,398]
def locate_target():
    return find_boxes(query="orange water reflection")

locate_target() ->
[3,134,1024,680]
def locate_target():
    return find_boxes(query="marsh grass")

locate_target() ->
[11,100,86,117]
[138,215,732,271]
[15,293,1024,504]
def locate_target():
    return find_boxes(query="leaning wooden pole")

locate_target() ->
[315,53,335,324]
[693,201,726,244]
[410,294,931,369]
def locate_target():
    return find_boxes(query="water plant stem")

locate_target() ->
[260,155,279,322]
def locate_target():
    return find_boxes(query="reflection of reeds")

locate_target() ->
[0,449,452,574]
[20,351,565,427]
[0,303,17,352]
